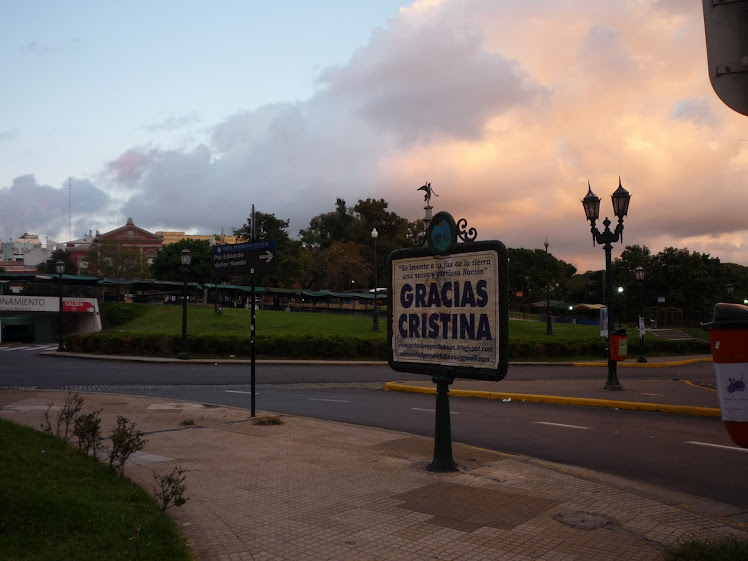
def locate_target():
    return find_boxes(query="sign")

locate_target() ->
[213,240,276,277]
[63,298,97,313]
[600,307,608,338]
[388,238,508,381]
[0,296,97,313]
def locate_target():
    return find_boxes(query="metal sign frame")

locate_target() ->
[387,237,509,382]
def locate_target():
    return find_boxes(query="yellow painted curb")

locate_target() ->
[573,357,713,368]
[383,382,721,417]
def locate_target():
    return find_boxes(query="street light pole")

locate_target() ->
[635,265,647,363]
[544,236,553,336]
[178,248,191,360]
[582,178,631,391]
[56,260,65,352]
[371,228,380,332]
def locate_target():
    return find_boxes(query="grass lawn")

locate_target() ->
[116,305,385,339]
[0,418,192,561]
[114,304,698,346]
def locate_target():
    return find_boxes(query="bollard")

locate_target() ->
[703,303,748,448]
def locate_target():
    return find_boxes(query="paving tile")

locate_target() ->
[1,388,746,561]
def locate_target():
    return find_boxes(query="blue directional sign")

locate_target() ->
[213,240,276,277]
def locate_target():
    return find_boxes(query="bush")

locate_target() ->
[64,328,709,361]
[100,303,149,327]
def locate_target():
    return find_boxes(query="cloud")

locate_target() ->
[144,112,201,133]
[0,175,111,242]
[11,0,748,274]
[318,15,548,141]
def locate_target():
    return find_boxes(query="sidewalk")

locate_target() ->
[1,388,745,561]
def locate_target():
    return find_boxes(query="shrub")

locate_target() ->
[100,303,148,327]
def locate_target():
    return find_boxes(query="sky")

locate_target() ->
[1,0,747,274]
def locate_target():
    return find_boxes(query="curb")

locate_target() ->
[44,352,712,368]
[383,382,722,418]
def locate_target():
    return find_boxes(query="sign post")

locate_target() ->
[388,210,508,471]
[212,205,276,417]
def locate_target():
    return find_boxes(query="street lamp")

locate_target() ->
[727,283,734,303]
[178,248,191,360]
[371,228,380,332]
[635,265,647,363]
[581,177,631,391]
[56,260,65,352]
[544,236,553,336]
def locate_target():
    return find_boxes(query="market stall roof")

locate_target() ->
[531,299,571,311]
[574,303,606,311]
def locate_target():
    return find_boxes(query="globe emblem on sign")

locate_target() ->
[431,220,451,252]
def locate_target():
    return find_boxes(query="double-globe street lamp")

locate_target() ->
[371,227,380,332]
[544,236,553,336]
[178,248,191,360]
[56,260,65,352]
[582,177,631,391]
[635,265,647,363]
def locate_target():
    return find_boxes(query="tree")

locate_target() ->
[299,198,354,250]
[316,240,372,291]
[37,248,76,275]
[86,240,151,279]
[507,247,577,310]
[300,197,425,289]
[233,210,303,288]
[150,239,214,283]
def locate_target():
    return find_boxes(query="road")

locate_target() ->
[2,346,746,513]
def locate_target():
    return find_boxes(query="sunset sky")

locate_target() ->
[1,0,746,274]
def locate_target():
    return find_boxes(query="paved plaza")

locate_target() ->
[1,388,745,561]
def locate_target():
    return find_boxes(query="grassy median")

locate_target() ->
[0,418,192,561]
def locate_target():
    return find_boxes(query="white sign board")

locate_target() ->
[0,296,98,313]
[391,249,500,369]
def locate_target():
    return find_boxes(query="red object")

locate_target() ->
[62,300,96,313]
[609,330,628,362]
[708,327,748,447]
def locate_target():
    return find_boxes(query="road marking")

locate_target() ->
[411,408,458,414]
[535,421,589,430]
[686,441,748,453]
[309,398,349,403]
[225,390,256,395]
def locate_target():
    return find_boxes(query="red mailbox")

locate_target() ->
[704,303,748,448]
[609,330,628,362]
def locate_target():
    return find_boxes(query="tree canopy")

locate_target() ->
[150,238,214,283]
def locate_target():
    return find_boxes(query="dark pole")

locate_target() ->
[602,238,621,389]
[250,268,256,417]
[636,265,647,363]
[178,248,191,360]
[56,260,65,352]
[372,227,380,332]
[544,236,553,336]
[428,374,458,472]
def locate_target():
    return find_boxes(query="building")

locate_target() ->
[156,229,238,246]
[66,218,163,275]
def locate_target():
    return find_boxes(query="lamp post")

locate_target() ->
[178,248,191,360]
[56,260,65,352]
[727,283,734,303]
[544,236,553,335]
[371,227,380,332]
[581,177,631,391]
[635,265,647,363]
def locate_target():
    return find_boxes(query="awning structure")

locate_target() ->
[531,299,571,311]
[573,303,606,311]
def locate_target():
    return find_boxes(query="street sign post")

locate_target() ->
[212,205,278,417]
[213,240,276,277]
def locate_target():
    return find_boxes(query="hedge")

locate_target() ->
[64,331,710,361]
